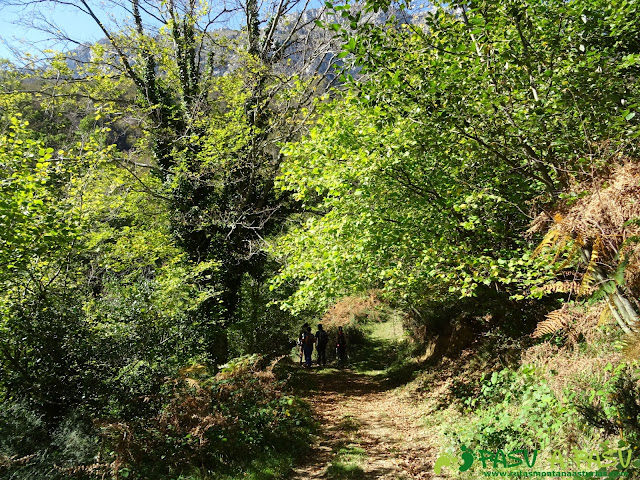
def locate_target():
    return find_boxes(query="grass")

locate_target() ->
[407,319,640,480]
[326,445,367,479]
[177,455,295,480]
[288,316,414,380]
[345,318,426,389]
[350,318,407,374]
[338,415,361,433]
[297,317,420,390]
[291,303,640,479]
[326,461,366,479]
[325,411,367,479]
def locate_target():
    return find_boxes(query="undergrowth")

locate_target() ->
[418,320,640,479]
[0,355,314,480]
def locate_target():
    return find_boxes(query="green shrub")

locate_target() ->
[96,355,313,479]
[0,403,101,480]
[447,365,578,452]
[572,362,640,448]
[0,356,313,480]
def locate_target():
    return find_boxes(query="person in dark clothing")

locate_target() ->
[303,326,315,368]
[298,322,309,365]
[336,326,347,367]
[315,324,329,366]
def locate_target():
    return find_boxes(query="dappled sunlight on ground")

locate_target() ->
[291,320,443,479]
[291,369,441,479]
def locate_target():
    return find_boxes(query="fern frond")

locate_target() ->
[540,281,578,294]
[532,304,573,338]
[554,240,583,272]
[579,236,602,296]
[184,377,201,388]
[533,229,560,257]
[552,236,569,263]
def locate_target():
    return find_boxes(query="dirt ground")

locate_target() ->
[290,368,443,479]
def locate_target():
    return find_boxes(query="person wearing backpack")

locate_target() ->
[303,326,315,368]
[315,324,329,367]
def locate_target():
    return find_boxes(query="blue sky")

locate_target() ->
[0,3,117,60]
[0,0,326,62]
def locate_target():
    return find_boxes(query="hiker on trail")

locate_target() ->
[336,326,347,367]
[298,322,309,366]
[315,324,329,366]
[303,326,315,368]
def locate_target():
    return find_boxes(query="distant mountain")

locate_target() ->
[61,6,415,80]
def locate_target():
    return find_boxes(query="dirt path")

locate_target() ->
[291,368,441,479]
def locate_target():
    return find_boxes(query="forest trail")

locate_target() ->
[291,368,440,479]
[290,322,443,480]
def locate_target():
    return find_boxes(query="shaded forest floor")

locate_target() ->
[289,322,444,479]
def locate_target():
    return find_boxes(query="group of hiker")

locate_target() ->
[298,323,347,368]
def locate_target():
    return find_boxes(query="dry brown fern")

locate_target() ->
[528,162,640,340]
[532,304,573,338]
[539,281,579,294]
[322,291,386,326]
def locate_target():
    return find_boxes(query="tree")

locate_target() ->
[331,0,639,196]
[0,116,218,417]
[272,0,640,314]
[273,94,537,313]
[3,0,342,359]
